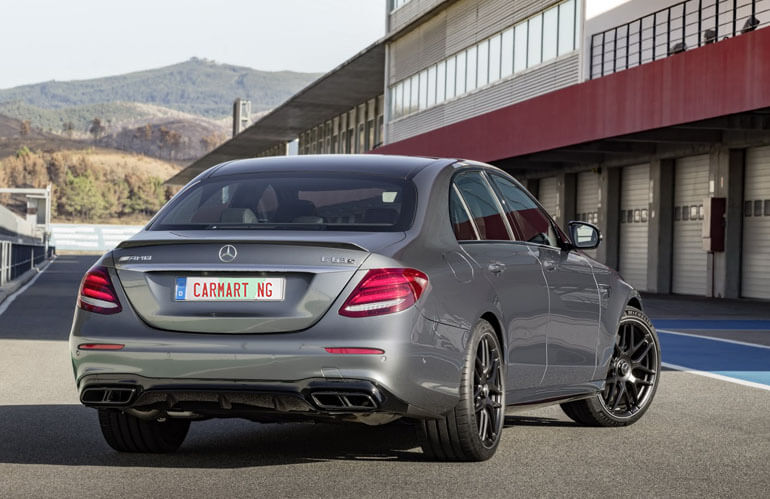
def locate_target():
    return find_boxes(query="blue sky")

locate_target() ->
[1,0,385,89]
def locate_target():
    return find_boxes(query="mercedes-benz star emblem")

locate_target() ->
[218,245,237,263]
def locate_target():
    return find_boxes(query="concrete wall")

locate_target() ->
[51,224,144,252]
[0,204,37,242]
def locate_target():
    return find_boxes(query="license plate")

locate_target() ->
[175,277,285,301]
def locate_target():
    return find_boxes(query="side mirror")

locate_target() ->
[568,221,602,250]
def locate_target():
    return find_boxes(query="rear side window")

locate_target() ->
[150,173,415,232]
[450,187,477,240]
[490,174,558,247]
[452,172,510,241]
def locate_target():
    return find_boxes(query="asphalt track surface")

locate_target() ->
[0,255,768,498]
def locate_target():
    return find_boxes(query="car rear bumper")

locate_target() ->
[77,373,413,423]
[70,305,469,419]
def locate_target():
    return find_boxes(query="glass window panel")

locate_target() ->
[528,15,543,67]
[558,0,576,55]
[465,45,477,92]
[501,28,514,78]
[409,75,419,113]
[450,188,477,240]
[436,61,446,103]
[392,84,400,117]
[446,56,456,99]
[542,6,558,61]
[456,51,467,95]
[514,22,528,72]
[490,174,558,247]
[418,69,428,110]
[403,79,411,115]
[454,173,510,241]
[489,34,501,83]
[477,39,489,87]
[427,65,437,107]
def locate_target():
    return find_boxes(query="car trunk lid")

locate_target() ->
[112,231,401,333]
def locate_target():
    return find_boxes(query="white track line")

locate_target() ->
[657,329,770,350]
[0,257,55,318]
[662,362,770,392]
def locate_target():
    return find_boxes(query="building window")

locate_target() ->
[477,39,489,88]
[436,61,446,103]
[388,0,579,120]
[514,22,528,72]
[446,56,456,99]
[391,0,411,12]
[418,69,428,110]
[456,50,467,95]
[542,5,558,61]
[465,45,477,92]
[528,15,543,67]
[501,28,514,78]
[427,65,437,107]
[558,0,576,55]
[488,33,501,83]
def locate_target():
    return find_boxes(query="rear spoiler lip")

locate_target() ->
[115,239,369,253]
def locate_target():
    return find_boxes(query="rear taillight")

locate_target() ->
[339,268,428,318]
[78,265,122,315]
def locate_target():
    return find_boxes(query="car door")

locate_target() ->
[451,171,549,394]
[489,173,601,388]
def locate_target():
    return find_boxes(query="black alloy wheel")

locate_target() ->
[561,306,661,427]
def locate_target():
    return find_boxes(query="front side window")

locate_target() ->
[151,173,415,232]
[452,172,510,241]
[490,174,559,247]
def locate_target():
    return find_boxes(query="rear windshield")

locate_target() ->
[149,172,416,232]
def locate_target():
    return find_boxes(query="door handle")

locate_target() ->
[488,262,506,275]
[542,260,556,272]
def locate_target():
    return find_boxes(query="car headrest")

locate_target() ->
[363,208,398,224]
[220,208,258,224]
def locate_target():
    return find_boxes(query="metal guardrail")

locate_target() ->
[0,241,54,286]
[590,0,770,79]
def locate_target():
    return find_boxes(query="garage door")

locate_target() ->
[576,171,600,259]
[619,164,649,291]
[672,155,709,296]
[538,177,559,222]
[742,146,770,299]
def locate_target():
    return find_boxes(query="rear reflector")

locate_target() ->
[325,347,385,355]
[78,265,122,315]
[339,268,428,318]
[78,343,125,350]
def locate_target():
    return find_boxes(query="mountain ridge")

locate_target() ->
[0,58,321,118]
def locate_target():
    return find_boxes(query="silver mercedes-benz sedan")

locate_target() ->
[70,155,660,461]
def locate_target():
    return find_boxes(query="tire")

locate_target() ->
[561,306,661,427]
[420,319,505,461]
[98,409,190,453]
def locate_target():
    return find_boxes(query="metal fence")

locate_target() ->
[0,241,55,286]
[590,0,770,79]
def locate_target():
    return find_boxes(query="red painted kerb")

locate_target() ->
[375,27,770,162]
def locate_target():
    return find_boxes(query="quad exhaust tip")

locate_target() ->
[310,391,377,411]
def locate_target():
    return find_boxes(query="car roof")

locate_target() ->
[206,154,455,180]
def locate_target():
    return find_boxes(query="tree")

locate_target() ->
[20,120,31,136]
[89,117,106,142]
[63,122,75,138]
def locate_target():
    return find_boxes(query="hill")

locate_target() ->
[0,58,321,119]
[0,113,93,158]
[0,100,228,137]
[0,148,181,224]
